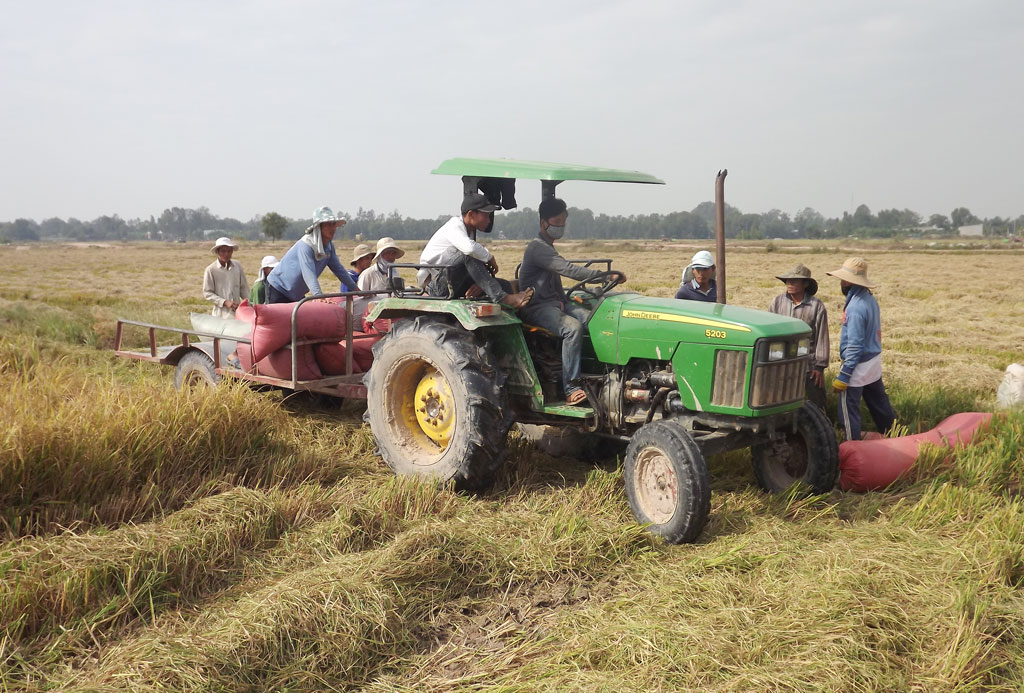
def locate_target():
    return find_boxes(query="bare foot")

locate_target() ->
[500,287,534,309]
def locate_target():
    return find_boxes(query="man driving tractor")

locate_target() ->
[518,197,626,405]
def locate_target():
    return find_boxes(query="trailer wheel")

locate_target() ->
[624,421,710,544]
[751,402,839,494]
[364,316,509,491]
[174,350,220,390]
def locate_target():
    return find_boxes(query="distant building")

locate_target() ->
[959,224,984,237]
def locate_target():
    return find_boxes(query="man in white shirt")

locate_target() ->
[203,236,249,319]
[418,193,534,309]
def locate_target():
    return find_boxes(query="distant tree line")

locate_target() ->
[2,202,1021,244]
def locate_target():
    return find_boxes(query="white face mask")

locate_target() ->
[545,222,565,240]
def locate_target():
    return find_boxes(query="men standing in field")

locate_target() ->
[519,198,626,405]
[265,206,357,303]
[345,243,375,291]
[248,255,279,305]
[827,257,897,441]
[768,264,830,410]
[203,236,249,318]
[675,250,717,302]
[417,192,534,308]
[353,237,406,319]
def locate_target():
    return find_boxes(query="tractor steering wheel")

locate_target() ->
[566,271,624,300]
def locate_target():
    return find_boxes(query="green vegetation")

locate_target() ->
[0,242,1022,689]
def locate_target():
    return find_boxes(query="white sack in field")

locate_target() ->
[996,363,1024,409]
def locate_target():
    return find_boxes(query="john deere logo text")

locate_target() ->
[621,310,751,332]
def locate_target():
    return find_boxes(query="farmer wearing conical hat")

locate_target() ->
[768,264,830,410]
[265,206,357,303]
[203,236,250,318]
[827,257,897,441]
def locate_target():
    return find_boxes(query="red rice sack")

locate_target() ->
[839,412,993,492]
[934,412,992,446]
[255,345,323,381]
[249,300,349,361]
[314,333,381,375]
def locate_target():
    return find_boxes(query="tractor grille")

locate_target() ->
[711,350,748,408]
[750,358,807,408]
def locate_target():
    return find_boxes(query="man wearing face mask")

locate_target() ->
[350,237,406,319]
[518,198,626,406]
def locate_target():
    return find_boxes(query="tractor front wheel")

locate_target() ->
[364,316,509,491]
[750,402,839,494]
[624,421,710,544]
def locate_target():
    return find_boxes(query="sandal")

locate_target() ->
[566,387,588,406]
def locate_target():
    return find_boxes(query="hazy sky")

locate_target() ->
[2,0,1022,224]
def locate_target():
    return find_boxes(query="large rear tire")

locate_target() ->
[364,316,509,491]
[174,350,220,390]
[750,402,839,494]
[624,421,710,544]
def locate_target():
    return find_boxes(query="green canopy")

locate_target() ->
[432,158,665,185]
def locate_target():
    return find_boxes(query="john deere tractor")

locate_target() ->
[363,158,838,544]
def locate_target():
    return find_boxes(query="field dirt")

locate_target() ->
[1,238,1023,690]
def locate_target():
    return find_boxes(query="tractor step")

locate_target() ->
[541,402,594,418]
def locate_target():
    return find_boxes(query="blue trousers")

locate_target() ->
[519,302,591,389]
[837,377,896,441]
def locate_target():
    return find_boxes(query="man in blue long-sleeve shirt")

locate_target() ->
[826,257,896,441]
[266,206,357,303]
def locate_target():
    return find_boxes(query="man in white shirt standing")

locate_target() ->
[418,193,534,309]
[203,236,249,319]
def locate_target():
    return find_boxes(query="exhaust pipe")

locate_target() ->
[715,169,727,304]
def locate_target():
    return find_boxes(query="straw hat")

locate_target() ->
[775,264,818,295]
[373,236,405,261]
[260,255,279,271]
[826,257,876,288]
[210,236,238,253]
[304,206,347,234]
[350,243,374,266]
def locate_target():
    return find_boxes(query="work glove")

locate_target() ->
[832,379,848,392]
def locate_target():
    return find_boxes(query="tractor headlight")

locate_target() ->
[768,341,786,361]
[796,337,811,357]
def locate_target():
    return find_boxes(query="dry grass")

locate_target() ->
[0,239,1023,690]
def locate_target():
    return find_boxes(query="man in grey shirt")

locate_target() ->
[518,198,626,405]
[768,264,830,410]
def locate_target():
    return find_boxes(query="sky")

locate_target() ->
[2,0,1022,224]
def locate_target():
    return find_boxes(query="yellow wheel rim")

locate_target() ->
[407,368,455,448]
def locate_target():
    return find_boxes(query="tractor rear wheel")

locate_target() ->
[174,350,220,390]
[364,316,509,491]
[624,421,710,544]
[750,402,839,494]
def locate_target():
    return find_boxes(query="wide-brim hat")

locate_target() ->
[211,236,238,253]
[775,264,818,295]
[304,205,347,234]
[350,243,374,266]
[373,236,405,261]
[260,255,279,271]
[826,256,877,288]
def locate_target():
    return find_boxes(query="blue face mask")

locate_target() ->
[546,222,565,240]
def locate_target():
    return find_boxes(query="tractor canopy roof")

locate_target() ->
[432,158,665,186]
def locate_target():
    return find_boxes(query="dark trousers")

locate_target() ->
[837,377,896,441]
[429,256,509,302]
[265,282,289,304]
[805,372,826,412]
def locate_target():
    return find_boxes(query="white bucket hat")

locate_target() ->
[260,255,279,271]
[304,206,347,234]
[210,236,238,253]
[350,243,375,266]
[373,236,405,261]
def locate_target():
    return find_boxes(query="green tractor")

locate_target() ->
[363,158,838,544]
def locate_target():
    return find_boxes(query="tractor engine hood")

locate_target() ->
[587,294,810,365]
